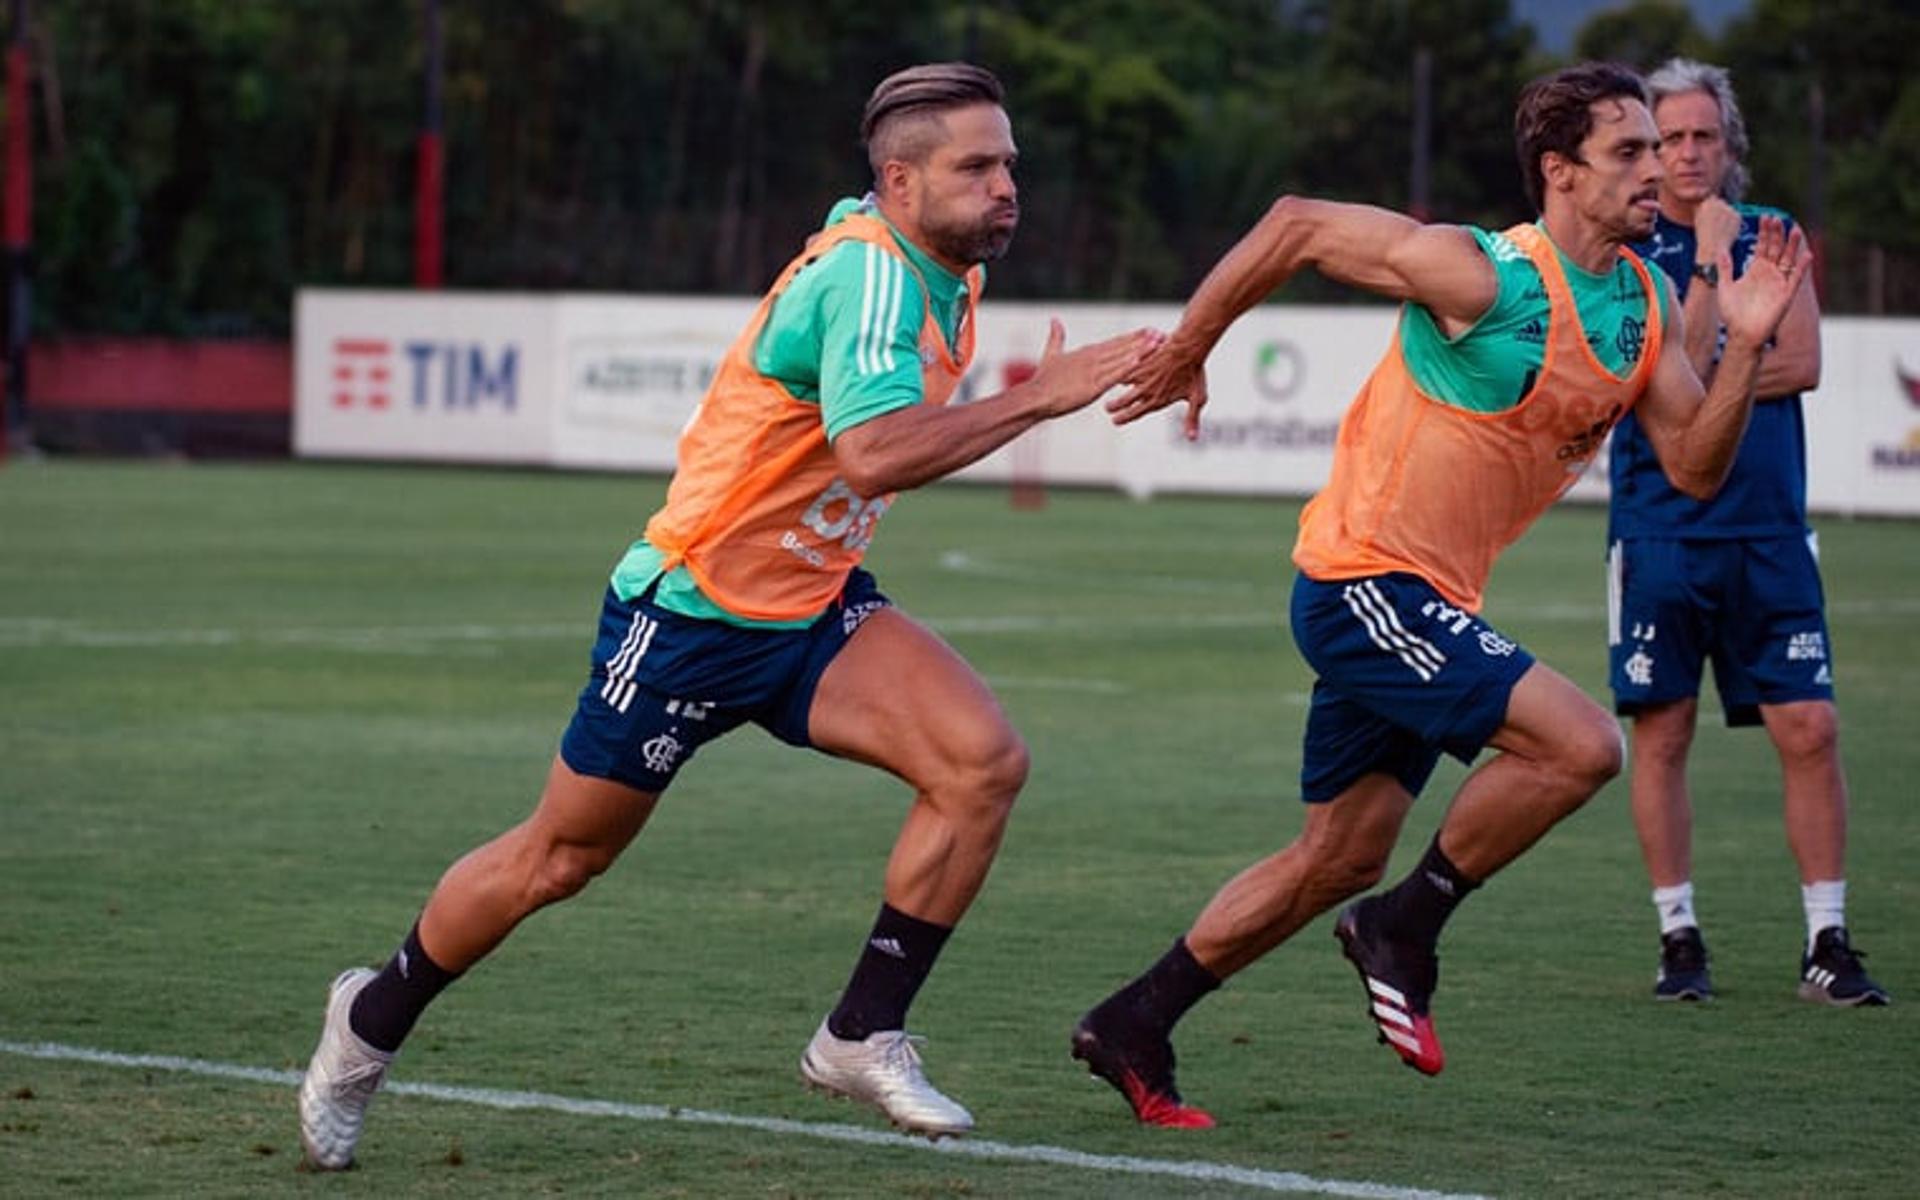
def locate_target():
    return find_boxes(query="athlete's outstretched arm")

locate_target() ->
[1635,215,1813,498]
[1106,197,1498,437]
[831,320,1159,498]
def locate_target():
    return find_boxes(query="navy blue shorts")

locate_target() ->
[1607,534,1834,726]
[558,570,891,792]
[1291,572,1536,803]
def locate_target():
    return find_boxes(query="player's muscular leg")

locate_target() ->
[1628,698,1699,887]
[1437,663,1623,880]
[1186,775,1412,978]
[1762,698,1847,882]
[808,607,1028,926]
[417,756,661,971]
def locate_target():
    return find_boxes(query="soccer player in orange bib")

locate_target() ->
[1072,62,1811,1128]
[297,62,1160,1168]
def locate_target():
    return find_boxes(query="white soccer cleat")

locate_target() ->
[297,967,394,1170]
[799,1019,974,1138]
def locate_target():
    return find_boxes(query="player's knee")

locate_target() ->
[1324,848,1391,898]
[994,732,1032,797]
[1634,726,1691,771]
[1630,706,1695,769]
[1559,718,1625,795]
[1770,701,1839,764]
[954,721,1030,799]
[530,841,619,907]
[1300,836,1392,901]
[976,732,1031,812]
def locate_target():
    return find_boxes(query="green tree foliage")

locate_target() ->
[1294,0,1537,225]
[1707,0,1920,310]
[9,0,1919,334]
[1831,81,1920,255]
[1571,0,1712,70]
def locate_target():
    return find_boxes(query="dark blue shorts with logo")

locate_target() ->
[1290,571,1536,803]
[1607,533,1834,726]
[558,569,891,793]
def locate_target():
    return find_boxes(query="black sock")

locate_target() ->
[827,903,953,1041]
[1097,937,1221,1035]
[347,922,461,1054]
[1373,838,1481,948]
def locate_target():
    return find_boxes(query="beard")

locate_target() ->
[922,204,1019,266]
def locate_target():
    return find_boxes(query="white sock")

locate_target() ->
[1652,883,1697,936]
[1802,879,1846,951]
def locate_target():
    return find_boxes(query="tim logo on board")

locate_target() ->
[330,338,519,412]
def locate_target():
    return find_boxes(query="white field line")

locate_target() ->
[0,1038,1488,1200]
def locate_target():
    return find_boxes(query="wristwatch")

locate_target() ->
[1691,262,1719,288]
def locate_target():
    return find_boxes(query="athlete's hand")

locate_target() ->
[1028,319,1164,419]
[1718,215,1811,351]
[1104,333,1210,440]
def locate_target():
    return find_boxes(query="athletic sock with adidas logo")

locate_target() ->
[1652,881,1698,935]
[349,921,462,1054]
[1373,837,1481,949]
[827,902,953,1041]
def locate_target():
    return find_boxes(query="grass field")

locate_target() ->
[2,460,1915,1198]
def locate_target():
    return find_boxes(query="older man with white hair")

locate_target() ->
[1609,57,1889,1008]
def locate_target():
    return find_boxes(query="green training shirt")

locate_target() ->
[1399,223,1670,413]
[610,196,975,627]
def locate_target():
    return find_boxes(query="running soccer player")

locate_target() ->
[297,62,1160,1169]
[1073,62,1811,1127]
[1610,58,1887,1006]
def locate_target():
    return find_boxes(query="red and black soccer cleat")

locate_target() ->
[1335,898,1445,1076]
[1070,1010,1216,1129]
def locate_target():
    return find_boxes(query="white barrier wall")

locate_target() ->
[296,288,1920,517]
[1802,318,1920,516]
[951,304,1386,500]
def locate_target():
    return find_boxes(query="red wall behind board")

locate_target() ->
[28,339,291,415]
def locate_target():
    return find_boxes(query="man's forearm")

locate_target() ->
[832,385,1051,497]
[1683,295,1819,400]
[1679,333,1765,494]
[1681,282,1721,381]
[1172,197,1316,352]
[1753,351,1816,401]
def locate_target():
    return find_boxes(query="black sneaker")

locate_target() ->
[1334,897,1444,1075]
[1799,927,1891,1007]
[1070,1002,1215,1128]
[1654,926,1714,1001]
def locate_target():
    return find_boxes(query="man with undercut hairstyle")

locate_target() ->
[297,61,1160,1168]
[1611,57,1888,1007]
[1072,61,1809,1128]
